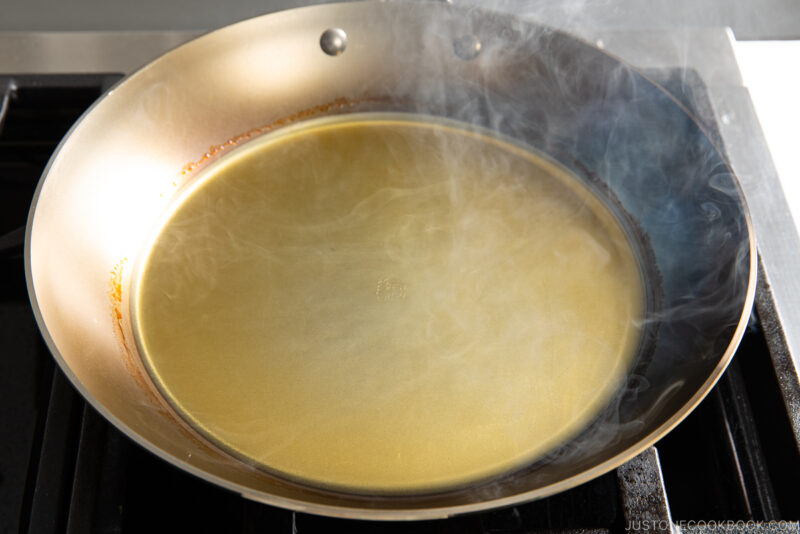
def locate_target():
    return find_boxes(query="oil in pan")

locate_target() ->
[131,114,645,494]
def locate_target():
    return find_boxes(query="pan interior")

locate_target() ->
[131,114,645,494]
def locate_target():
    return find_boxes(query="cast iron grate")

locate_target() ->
[1,74,799,534]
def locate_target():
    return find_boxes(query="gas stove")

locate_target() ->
[1,26,799,533]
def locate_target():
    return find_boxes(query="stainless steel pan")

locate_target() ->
[25,1,756,519]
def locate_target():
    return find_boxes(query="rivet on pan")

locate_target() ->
[320,28,348,56]
[453,34,482,60]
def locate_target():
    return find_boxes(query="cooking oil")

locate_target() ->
[132,114,644,493]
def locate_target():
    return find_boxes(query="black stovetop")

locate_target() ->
[1,74,799,534]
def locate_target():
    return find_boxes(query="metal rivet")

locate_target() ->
[320,28,347,56]
[453,34,482,60]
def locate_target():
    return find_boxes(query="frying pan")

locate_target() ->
[25,1,756,520]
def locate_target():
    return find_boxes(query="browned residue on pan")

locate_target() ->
[108,259,225,458]
[176,96,388,183]
[108,258,156,399]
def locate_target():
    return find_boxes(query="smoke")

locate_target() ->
[124,0,755,504]
[356,0,752,496]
